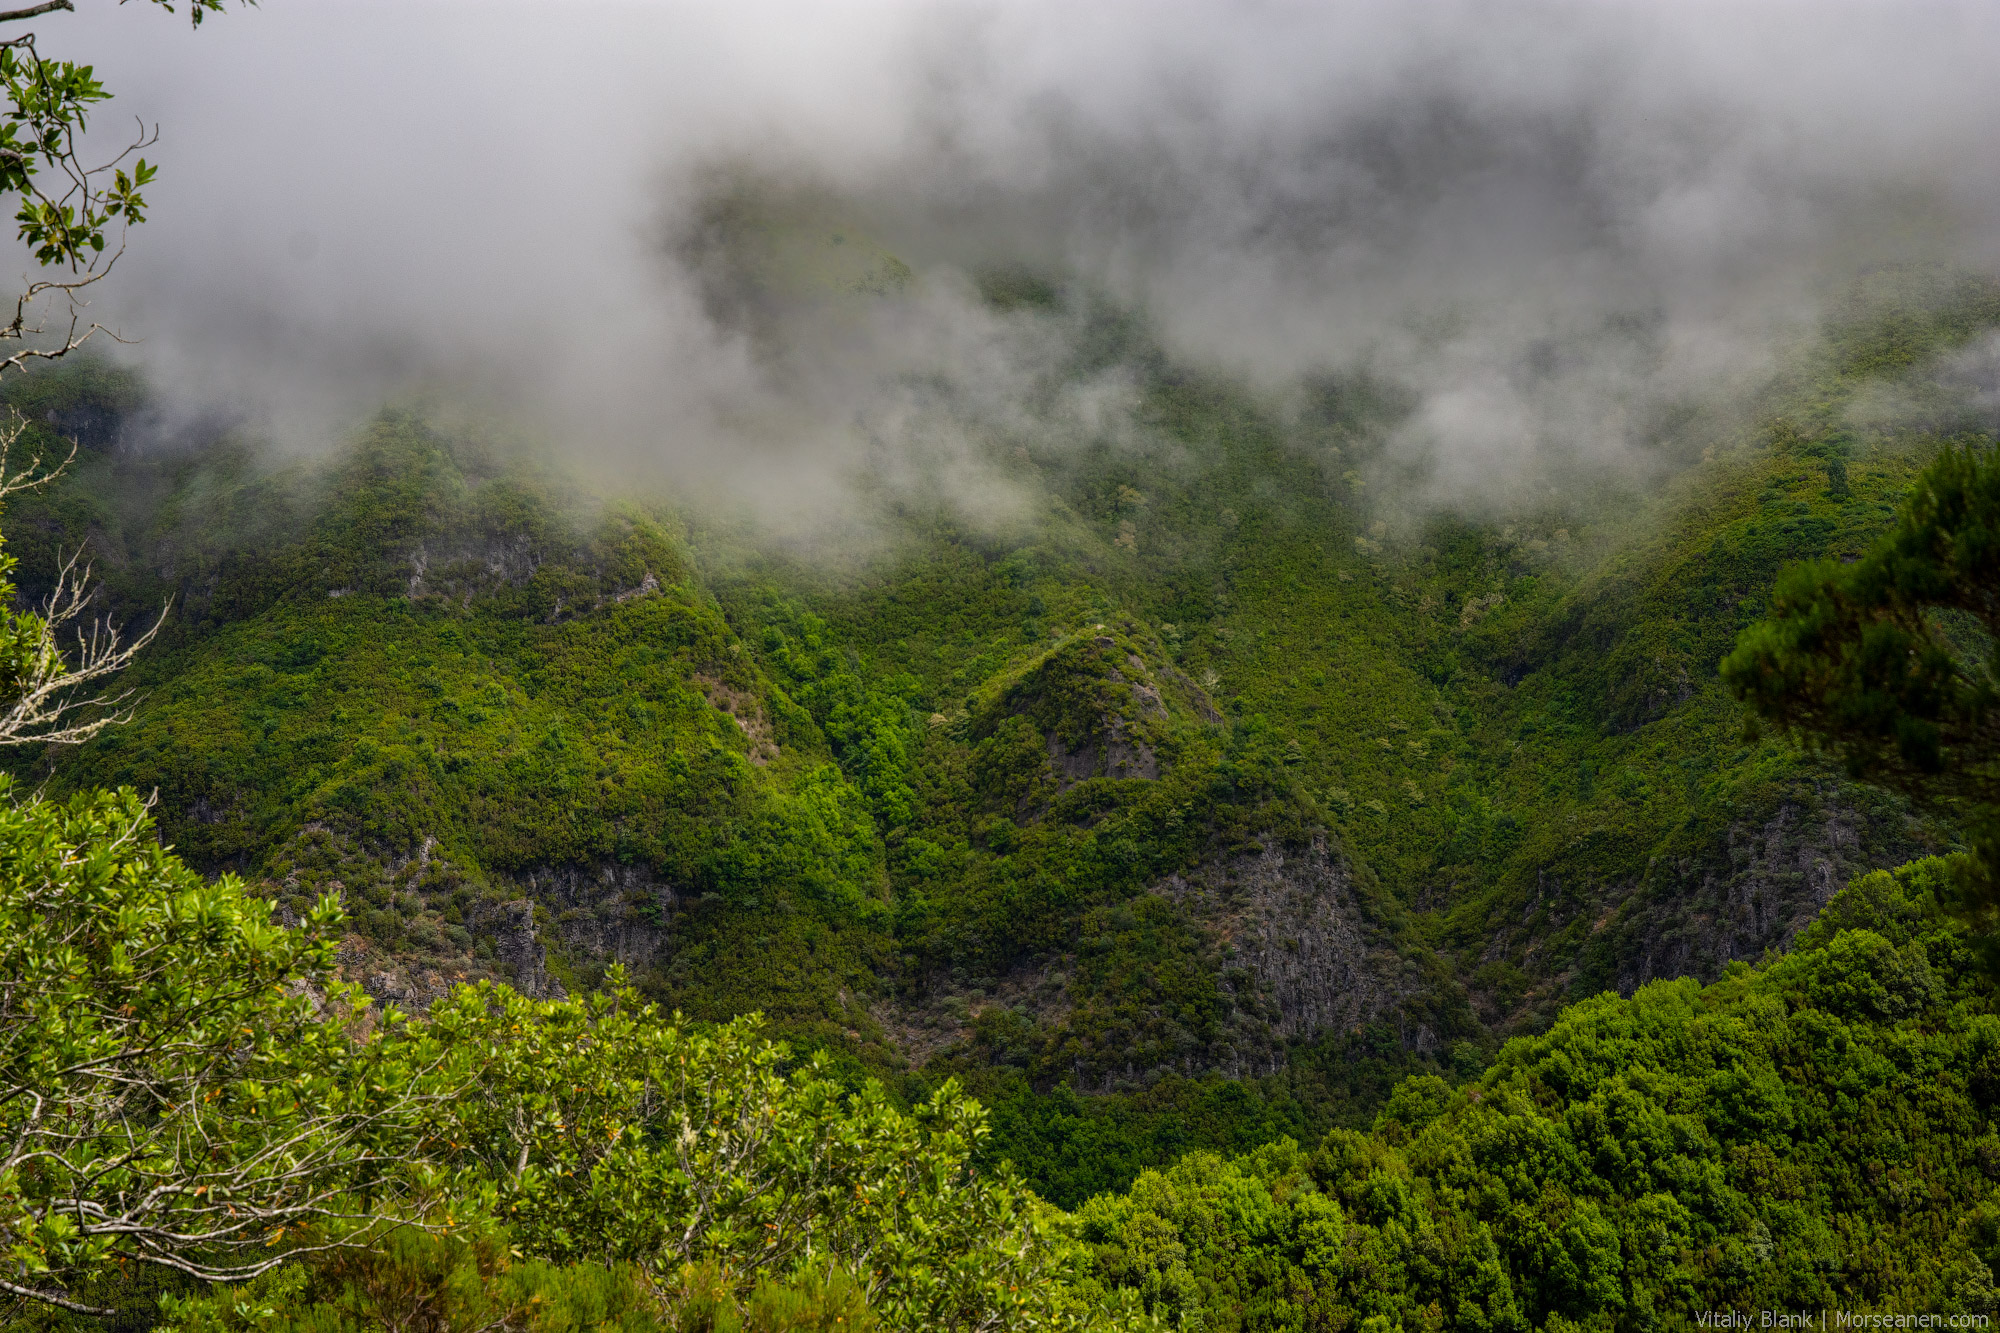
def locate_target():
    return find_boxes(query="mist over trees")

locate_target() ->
[44,1,2000,522]
[1727,442,2000,948]
[1,3,1998,1331]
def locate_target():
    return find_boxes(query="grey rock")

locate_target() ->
[490,899,564,1000]
[1609,798,1884,993]
[501,863,677,973]
[1158,835,1422,1059]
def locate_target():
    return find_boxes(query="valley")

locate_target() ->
[7,270,1986,1208]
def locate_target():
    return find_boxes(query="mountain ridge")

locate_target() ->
[2,268,1990,1202]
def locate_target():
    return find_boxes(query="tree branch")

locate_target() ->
[0,1,75,24]
[0,1276,110,1316]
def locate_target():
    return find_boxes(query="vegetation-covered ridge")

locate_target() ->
[2,267,1996,1205]
[1071,854,2000,1331]
[2,6,1995,1327]
[6,777,1994,1331]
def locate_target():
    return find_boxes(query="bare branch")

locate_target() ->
[0,1277,110,1316]
[0,408,168,746]
[0,1,75,25]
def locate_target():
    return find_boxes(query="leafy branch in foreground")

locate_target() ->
[153,976,1142,1331]
[0,0,243,746]
[0,778,1139,1329]
[0,0,249,373]
[428,979,1132,1332]
[0,782,464,1317]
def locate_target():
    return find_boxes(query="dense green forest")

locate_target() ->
[3,263,1999,1329]
[9,787,1994,1331]
[3,3,1998,1328]
[7,268,1992,1172]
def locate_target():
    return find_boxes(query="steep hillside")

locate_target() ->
[3,270,1992,1201]
[1076,855,2000,1329]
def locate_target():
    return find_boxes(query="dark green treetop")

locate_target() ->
[1724,439,1999,933]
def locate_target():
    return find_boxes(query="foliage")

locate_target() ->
[0,12,1990,1318]
[1074,857,2000,1330]
[1725,438,2000,934]
[420,977,1130,1331]
[10,781,1995,1330]
[0,0,249,373]
[156,1229,670,1333]
[1,268,1996,1204]
[0,776,1134,1328]
[0,0,232,741]
[1,269,1998,1326]
[158,1237,887,1333]
[0,781,455,1314]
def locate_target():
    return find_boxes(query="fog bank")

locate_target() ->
[41,0,2000,519]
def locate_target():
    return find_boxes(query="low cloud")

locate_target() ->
[42,0,2000,524]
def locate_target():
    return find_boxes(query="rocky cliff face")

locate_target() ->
[268,823,670,1009]
[488,899,562,999]
[872,834,1424,1084]
[358,860,678,1006]
[333,894,563,1008]
[1603,794,1931,995]
[1158,835,1424,1056]
[504,862,677,977]
[400,536,669,619]
[1470,784,1938,1021]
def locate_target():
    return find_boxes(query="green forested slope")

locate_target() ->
[1074,856,2000,1330]
[7,781,1994,1331]
[3,268,1993,1204]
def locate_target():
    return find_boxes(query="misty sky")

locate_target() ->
[40,0,2000,515]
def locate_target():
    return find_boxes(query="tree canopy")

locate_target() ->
[0,781,455,1314]
[1724,438,2000,935]
[0,778,1136,1328]
[1067,857,1999,1330]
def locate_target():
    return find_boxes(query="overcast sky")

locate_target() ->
[41,0,2000,517]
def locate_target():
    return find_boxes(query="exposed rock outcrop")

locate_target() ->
[489,899,563,999]
[1478,788,1936,1014]
[263,824,593,1006]
[1158,835,1422,1051]
[330,895,566,1008]
[873,835,1424,1083]
[405,535,544,602]
[874,953,1075,1070]
[1606,796,1919,994]
[504,862,677,975]
[335,934,471,1009]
